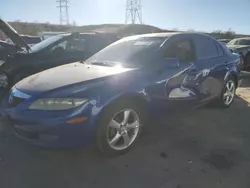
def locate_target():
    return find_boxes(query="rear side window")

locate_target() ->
[216,42,224,56]
[194,35,219,60]
[220,42,232,55]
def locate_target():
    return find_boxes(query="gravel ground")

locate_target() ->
[0,73,250,188]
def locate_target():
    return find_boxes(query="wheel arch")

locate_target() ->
[224,70,239,88]
[96,92,149,126]
[104,92,149,114]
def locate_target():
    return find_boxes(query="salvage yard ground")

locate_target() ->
[1,73,250,188]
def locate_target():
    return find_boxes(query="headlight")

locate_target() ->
[29,98,88,110]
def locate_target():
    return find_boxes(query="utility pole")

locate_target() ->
[56,0,70,25]
[125,0,142,24]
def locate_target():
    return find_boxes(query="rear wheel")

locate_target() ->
[96,100,144,156]
[218,77,236,108]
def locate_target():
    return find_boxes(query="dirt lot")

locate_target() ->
[0,73,250,188]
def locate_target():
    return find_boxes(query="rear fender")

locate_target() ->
[224,69,239,87]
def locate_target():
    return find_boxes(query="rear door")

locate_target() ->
[191,35,227,103]
[147,34,226,116]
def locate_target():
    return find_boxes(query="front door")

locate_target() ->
[146,37,201,116]
[163,37,201,112]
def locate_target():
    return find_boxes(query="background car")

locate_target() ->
[227,37,250,70]
[0,19,30,63]
[2,32,242,155]
[218,38,231,44]
[0,18,119,91]
[0,40,19,62]
[5,35,43,47]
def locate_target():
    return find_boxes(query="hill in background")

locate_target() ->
[1,21,249,40]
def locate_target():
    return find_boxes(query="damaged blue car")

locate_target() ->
[2,32,243,155]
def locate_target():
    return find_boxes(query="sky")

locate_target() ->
[1,0,250,34]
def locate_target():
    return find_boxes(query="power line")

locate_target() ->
[56,0,70,25]
[125,0,142,24]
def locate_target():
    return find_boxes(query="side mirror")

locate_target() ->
[161,58,180,68]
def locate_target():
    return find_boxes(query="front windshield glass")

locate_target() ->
[227,39,237,45]
[228,38,250,45]
[85,36,167,68]
[30,35,65,52]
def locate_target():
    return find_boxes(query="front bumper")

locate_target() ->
[2,104,99,149]
[10,119,95,149]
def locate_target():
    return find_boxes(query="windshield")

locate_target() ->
[30,35,64,52]
[85,36,166,68]
[228,38,250,45]
[22,36,41,44]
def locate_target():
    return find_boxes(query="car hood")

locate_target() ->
[0,19,30,52]
[15,62,134,95]
[227,45,250,50]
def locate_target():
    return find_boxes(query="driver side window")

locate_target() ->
[164,38,196,62]
[48,37,85,54]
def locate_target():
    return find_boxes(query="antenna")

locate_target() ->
[125,0,142,24]
[56,0,70,25]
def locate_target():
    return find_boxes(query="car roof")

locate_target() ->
[122,32,214,41]
[233,37,250,40]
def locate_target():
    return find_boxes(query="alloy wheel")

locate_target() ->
[107,109,140,151]
[223,80,235,106]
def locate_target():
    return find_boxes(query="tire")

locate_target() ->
[217,76,236,108]
[96,100,144,156]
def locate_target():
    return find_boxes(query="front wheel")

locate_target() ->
[96,101,144,156]
[218,78,236,108]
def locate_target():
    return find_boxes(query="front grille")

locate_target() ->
[9,96,25,107]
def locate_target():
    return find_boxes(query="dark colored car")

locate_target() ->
[227,38,250,70]
[0,19,119,91]
[6,35,43,47]
[0,40,18,62]
[3,35,42,61]
[2,32,243,155]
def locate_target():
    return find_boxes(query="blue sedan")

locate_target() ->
[2,32,243,155]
